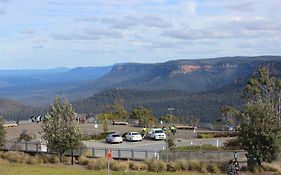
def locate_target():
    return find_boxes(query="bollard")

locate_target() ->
[118,149,121,158]
[104,148,107,157]
[25,142,28,151]
[131,149,134,159]
[145,150,148,159]
[36,142,39,153]
[92,148,95,157]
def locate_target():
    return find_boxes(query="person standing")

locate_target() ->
[227,160,235,175]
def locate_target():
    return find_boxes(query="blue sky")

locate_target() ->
[0,0,280,69]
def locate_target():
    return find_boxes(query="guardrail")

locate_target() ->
[1,141,247,162]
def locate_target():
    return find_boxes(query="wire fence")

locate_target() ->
[1,141,247,162]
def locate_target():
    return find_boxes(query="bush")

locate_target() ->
[110,160,129,171]
[207,163,221,173]
[63,156,72,165]
[188,161,201,171]
[200,162,208,173]
[34,155,44,164]
[2,151,24,163]
[87,158,107,170]
[145,159,166,172]
[27,156,38,165]
[167,162,181,172]
[78,155,90,165]
[174,159,189,171]
[261,163,280,172]
[17,130,33,142]
[175,144,222,151]
[129,161,148,171]
[223,138,242,150]
[49,155,60,164]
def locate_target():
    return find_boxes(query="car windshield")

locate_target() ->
[154,130,163,133]
[112,134,120,137]
[131,133,140,135]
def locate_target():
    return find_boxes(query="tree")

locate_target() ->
[159,114,179,124]
[107,103,129,121]
[219,106,237,130]
[130,107,156,127]
[96,113,114,133]
[0,117,5,148]
[42,97,82,165]
[237,67,281,166]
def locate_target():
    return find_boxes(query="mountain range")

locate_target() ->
[1,56,281,121]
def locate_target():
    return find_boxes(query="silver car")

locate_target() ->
[106,133,123,144]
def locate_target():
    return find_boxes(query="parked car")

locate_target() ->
[148,128,166,140]
[106,133,123,144]
[125,132,143,141]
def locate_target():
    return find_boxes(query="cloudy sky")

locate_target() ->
[0,0,280,69]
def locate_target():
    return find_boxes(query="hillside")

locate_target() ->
[76,56,281,94]
[73,60,281,122]
[0,99,43,121]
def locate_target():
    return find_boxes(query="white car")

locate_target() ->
[148,128,166,140]
[125,132,143,141]
[106,133,123,144]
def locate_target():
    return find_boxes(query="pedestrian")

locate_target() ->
[170,125,176,135]
[233,159,240,175]
[227,160,235,175]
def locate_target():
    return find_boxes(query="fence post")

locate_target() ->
[36,142,39,153]
[131,149,134,159]
[188,151,191,161]
[104,148,107,157]
[92,148,95,157]
[15,141,17,151]
[203,151,206,161]
[218,151,221,162]
[118,149,121,158]
[25,142,28,151]
[145,150,148,159]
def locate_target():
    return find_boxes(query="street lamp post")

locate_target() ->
[166,107,175,163]
[168,107,175,116]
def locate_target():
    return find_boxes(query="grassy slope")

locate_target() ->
[0,160,207,175]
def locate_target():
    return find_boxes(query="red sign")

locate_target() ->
[107,150,112,160]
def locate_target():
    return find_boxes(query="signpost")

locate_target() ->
[107,150,112,175]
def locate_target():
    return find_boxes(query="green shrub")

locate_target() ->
[175,144,222,151]
[223,138,242,150]
[110,160,129,171]
[145,159,166,172]
[197,133,214,138]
